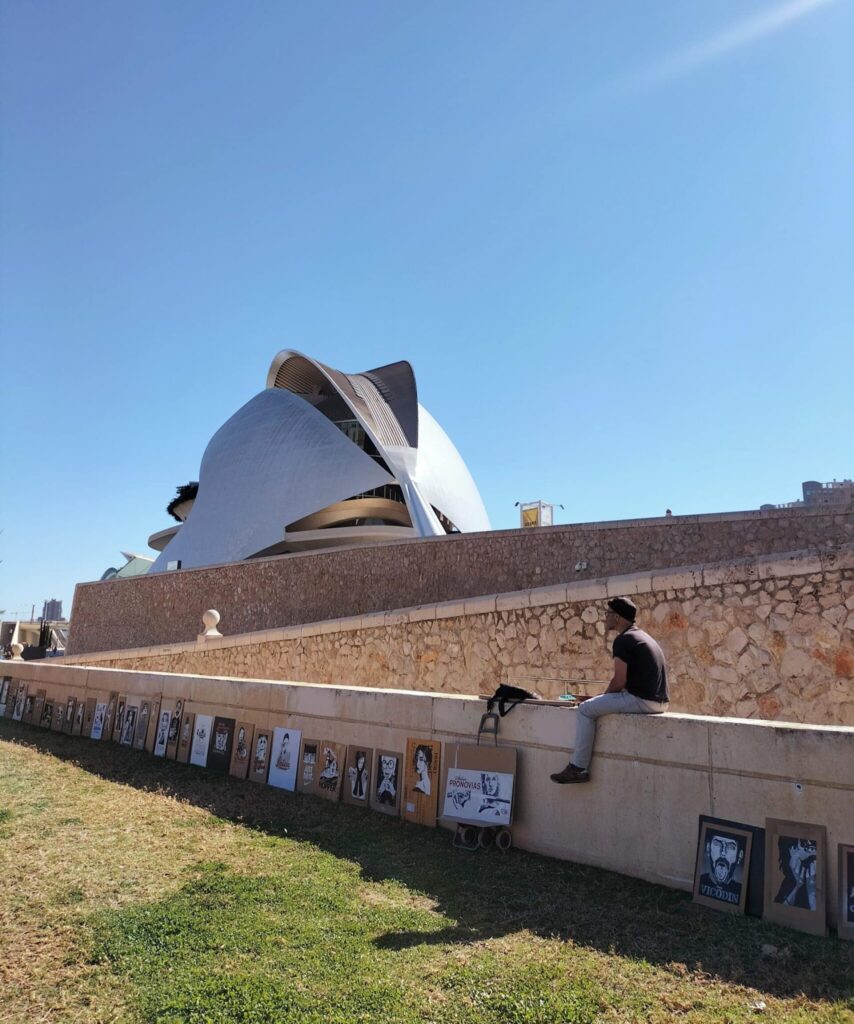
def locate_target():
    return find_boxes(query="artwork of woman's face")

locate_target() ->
[381,756,396,781]
[356,752,366,771]
[256,736,268,760]
[238,728,245,743]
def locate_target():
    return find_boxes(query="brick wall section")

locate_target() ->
[67,547,854,726]
[68,505,854,655]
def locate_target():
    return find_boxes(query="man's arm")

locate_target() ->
[604,658,628,694]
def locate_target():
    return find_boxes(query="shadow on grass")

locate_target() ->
[4,720,853,1007]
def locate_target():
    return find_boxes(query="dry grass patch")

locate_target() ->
[1,720,853,1024]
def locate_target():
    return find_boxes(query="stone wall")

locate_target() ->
[66,546,854,726]
[3,659,853,929]
[67,504,854,656]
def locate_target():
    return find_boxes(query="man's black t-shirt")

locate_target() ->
[612,625,669,702]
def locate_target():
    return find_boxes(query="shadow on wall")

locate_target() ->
[4,721,853,1003]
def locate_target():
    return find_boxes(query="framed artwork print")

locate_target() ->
[144,697,162,753]
[402,738,441,827]
[134,702,151,750]
[165,698,185,760]
[315,740,345,802]
[838,844,854,941]
[40,700,54,729]
[51,700,65,732]
[0,676,9,716]
[176,711,195,763]
[153,706,172,757]
[190,714,214,768]
[73,697,86,735]
[208,716,236,774]
[297,738,321,796]
[693,821,753,914]
[105,692,122,743]
[371,749,402,816]
[12,682,27,722]
[248,728,272,784]
[763,818,827,936]
[63,696,77,735]
[90,701,108,740]
[267,727,302,791]
[120,705,139,746]
[342,745,372,807]
[27,691,45,726]
[229,722,255,780]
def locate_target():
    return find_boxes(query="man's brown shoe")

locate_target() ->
[550,763,590,784]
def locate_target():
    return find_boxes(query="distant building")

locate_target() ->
[42,598,63,620]
[761,479,853,511]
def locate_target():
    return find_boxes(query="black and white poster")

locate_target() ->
[442,768,513,825]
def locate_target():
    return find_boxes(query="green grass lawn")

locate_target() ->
[1,718,852,1024]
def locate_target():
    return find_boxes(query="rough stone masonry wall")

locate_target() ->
[67,504,854,655]
[68,547,854,726]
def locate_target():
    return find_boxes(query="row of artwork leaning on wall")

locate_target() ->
[0,675,514,833]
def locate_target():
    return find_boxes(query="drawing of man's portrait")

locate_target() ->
[763,818,826,936]
[693,823,752,914]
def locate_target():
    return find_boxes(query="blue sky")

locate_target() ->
[1,0,852,619]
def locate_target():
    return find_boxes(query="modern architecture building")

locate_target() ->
[42,598,63,620]
[147,350,490,572]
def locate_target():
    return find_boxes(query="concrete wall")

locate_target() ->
[67,504,854,655]
[65,547,854,726]
[3,658,852,930]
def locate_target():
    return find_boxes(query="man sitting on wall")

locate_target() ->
[551,596,669,784]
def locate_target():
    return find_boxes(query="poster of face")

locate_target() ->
[73,697,86,735]
[314,740,345,802]
[51,699,66,732]
[442,768,514,825]
[371,749,402,816]
[297,738,320,795]
[144,698,162,753]
[0,676,10,716]
[40,700,54,729]
[692,823,753,914]
[12,683,27,722]
[153,708,172,757]
[177,711,195,763]
[342,745,373,807]
[120,705,138,746]
[763,818,827,936]
[207,716,235,774]
[24,691,42,725]
[248,729,272,784]
[63,696,77,735]
[110,696,127,745]
[229,721,255,780]
[189,714,214,768]
[134,702,151,750]
[102,692,118,741]
[838,845,854,941]
[90,702,108,740]
[267,727,302,791]
[165,699,184,760]
[402,738,441,827]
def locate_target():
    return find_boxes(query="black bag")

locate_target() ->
[486,683,537,717]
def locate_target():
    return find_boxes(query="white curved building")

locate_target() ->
[148,351,490,572]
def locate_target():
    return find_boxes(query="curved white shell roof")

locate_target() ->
[150,350,490,572]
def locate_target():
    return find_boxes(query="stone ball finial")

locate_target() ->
[10,642,24,661]
[198,609,223,641]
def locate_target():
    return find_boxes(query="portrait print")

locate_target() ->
[342,745,373,807]
[229,721,255,780]
[189,713,214,768]
[24,691,42,725]
[693,823,753,914]
[403,738,441,827]
[106,693,121,743]
[40,700,54,729]
[248,729,272,784]
[63,696,77,734]
[838,845,854,941]
[153,709,172,757]
[764,818,827,936]
[0,676,10,716]
[120,706,138,746]
[90,701,108,740]
[267,727,302,792]
[12,682,27,722]
[315,740,345,802]
[165,699,185,760]
[207,716,235,774]
[73,697,86,735]
[134,702,151,750]
[177,712,196,764]
[371,750,401,815]
[297,739,320,795]
[51,698,66,732]
[442,768,514,825]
